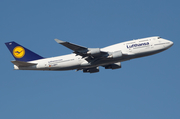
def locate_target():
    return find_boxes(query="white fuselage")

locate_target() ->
[14,36,173,71]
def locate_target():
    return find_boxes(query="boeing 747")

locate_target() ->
[5,36,173,73]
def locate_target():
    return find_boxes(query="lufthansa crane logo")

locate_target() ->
[13,46,25,58]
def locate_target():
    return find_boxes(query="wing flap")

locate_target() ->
[11,61,37,67]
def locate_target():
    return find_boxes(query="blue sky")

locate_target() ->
[1,0,180,119]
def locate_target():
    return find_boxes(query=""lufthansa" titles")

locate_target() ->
[127,42,149,48]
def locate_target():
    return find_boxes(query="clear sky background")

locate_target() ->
[1,0,180,119]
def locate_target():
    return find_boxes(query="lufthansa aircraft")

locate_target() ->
[5,36,173,73]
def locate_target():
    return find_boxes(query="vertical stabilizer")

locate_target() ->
[5,41,43,62]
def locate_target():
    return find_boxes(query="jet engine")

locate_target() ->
[105,62,121,69]
[87,48,101,56]
[108,50,123,59]
[83,67,99,73]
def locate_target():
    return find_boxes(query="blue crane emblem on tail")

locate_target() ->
[13,46,25,58]
[15,50,23,55]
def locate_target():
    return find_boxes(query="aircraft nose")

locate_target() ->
[169,40,174,47]
[162,39,173,49]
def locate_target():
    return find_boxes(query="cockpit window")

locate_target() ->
[158,37,161,39]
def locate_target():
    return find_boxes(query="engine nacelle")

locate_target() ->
[87,48,101,56]
[108,50,123,59]
[83,67,99,73]
[105,62,121,69]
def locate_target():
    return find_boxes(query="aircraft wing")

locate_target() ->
[54,39,87,51]
[55,39,107,58]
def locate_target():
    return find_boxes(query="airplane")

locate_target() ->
[5,36,173,73]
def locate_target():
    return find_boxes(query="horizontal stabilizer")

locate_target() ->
[11,61,37,67]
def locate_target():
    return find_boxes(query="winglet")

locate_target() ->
[54,39,66,44]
